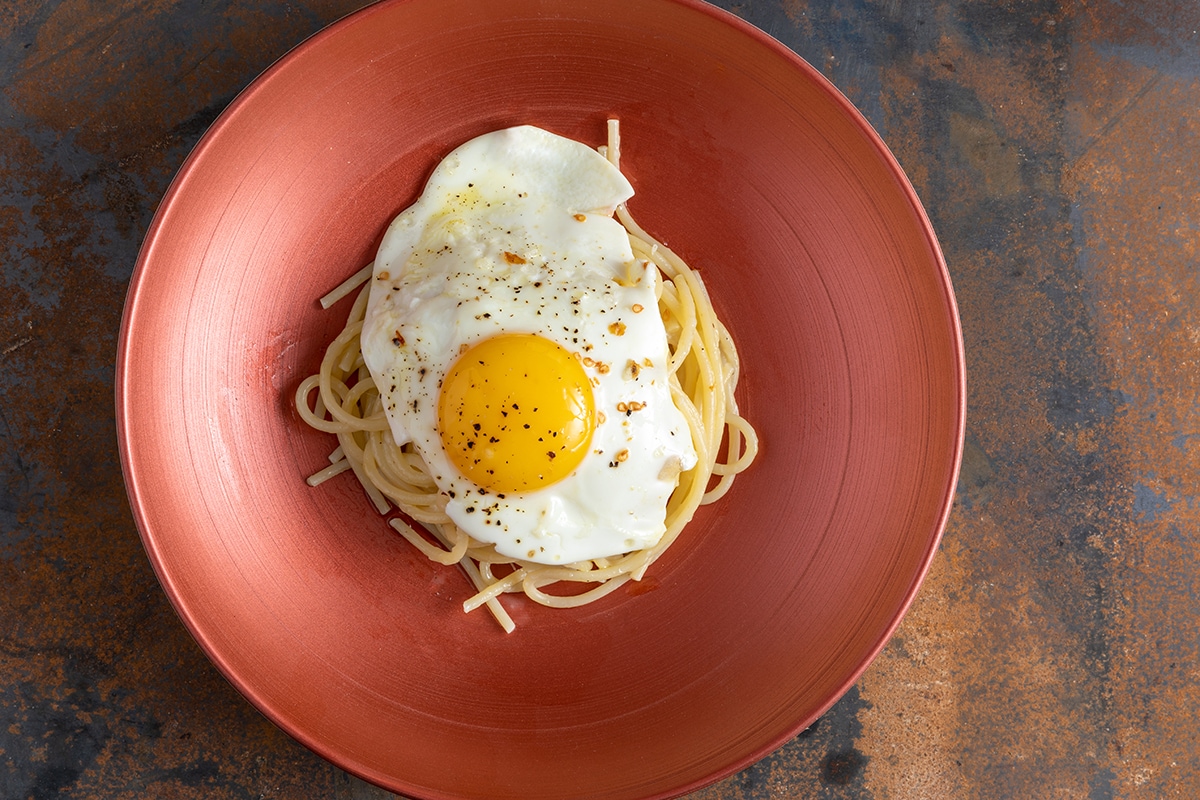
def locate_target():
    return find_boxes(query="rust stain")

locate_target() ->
[948,111,1024,198]
[1060,1,1200,793]
[858,531,973,798]
[780,0,815,37]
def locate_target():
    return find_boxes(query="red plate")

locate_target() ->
[116,1,964,798]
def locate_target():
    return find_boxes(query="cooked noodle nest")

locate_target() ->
[295,123,757,632]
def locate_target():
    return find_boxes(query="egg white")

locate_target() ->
[361,126,697,565]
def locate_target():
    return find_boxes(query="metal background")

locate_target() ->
[2,0,1197,797]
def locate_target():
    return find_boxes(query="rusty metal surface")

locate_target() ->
[2,0,1197,797]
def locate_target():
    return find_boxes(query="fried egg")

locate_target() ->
[360,126,697,565]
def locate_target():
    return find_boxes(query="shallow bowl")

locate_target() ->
[116,1,965,798]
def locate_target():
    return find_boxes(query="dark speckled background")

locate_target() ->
[4,0,1199,797]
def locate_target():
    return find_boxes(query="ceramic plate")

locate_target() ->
[116,1,964,798]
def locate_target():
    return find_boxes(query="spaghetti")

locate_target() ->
[296,122,757,632]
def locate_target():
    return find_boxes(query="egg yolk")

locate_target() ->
[438,334,596,493]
